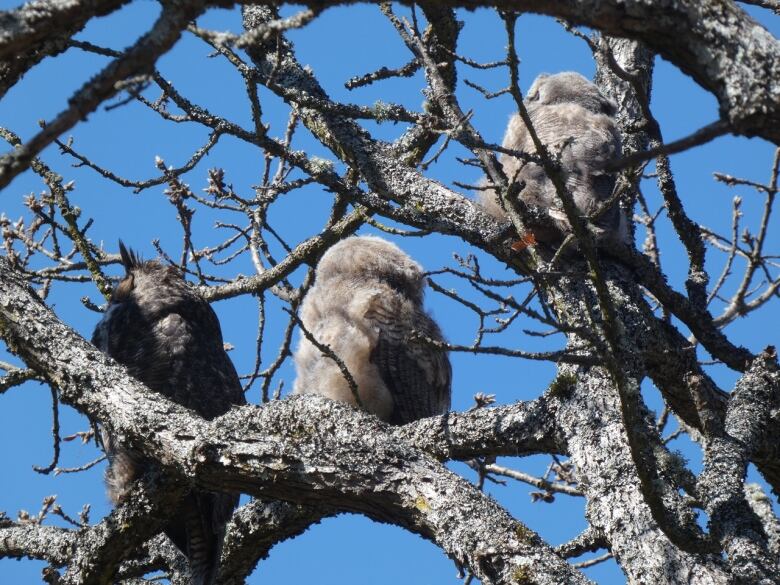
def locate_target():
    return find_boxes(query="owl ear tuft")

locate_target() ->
[118,240,142,273]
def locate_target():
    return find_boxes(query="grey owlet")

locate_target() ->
[292,236,451,424]
[479,71,627,245]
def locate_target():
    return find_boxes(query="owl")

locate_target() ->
[92,243,245,585]
[292,236,451,425]
[479,71,627,245]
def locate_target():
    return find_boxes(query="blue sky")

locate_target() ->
[0,2,778,583]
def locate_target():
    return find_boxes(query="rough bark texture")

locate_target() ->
[0,2,778,584]
[0,257,590,585]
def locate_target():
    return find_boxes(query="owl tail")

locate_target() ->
[166,491,237,585]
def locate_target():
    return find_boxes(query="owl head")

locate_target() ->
[92,242,210,351]
[314,236,426,302]
[110,241,188,305]
[526,71,617,116]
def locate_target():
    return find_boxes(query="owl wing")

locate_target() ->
[367,296,451,425]
[561,117,621,202]
[530,111,621,237]
[179,298,246,409]
[147,301,245,414]
[92,302,150,503]
[565,119,622,236]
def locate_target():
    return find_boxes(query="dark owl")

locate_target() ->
[292,236,451,424]
[92,243,245,585]
[479,71,628,245]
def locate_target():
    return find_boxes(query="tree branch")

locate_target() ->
[698,347,780,581]
[276,0,780,144]
[0,256,590,585]
[0,0,207,191]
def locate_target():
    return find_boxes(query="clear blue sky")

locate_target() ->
[0,2,778,583]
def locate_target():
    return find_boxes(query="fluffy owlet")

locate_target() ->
[92,243,245,585]
[479,71,627,244]
[292,236,451,424]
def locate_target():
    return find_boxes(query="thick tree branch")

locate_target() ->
[0,521,73,565]
[0,0,207,192]
[213,390,564,584]
[217,499,334,585]
[60,475,185,585]
[553,363,728,584]
[698,347,780,581]
[0,257,589,585]
[0,0,130,98]
[0,0,128,60]
[279,0,779,144]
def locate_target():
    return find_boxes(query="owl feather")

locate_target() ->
[92,242,245,585]
[292,236,451,424]
[479,71,628,246]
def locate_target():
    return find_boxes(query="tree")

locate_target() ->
[0,1,778,583]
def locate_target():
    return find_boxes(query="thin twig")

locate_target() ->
[283,307,364,409]
[605,120,731,172]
